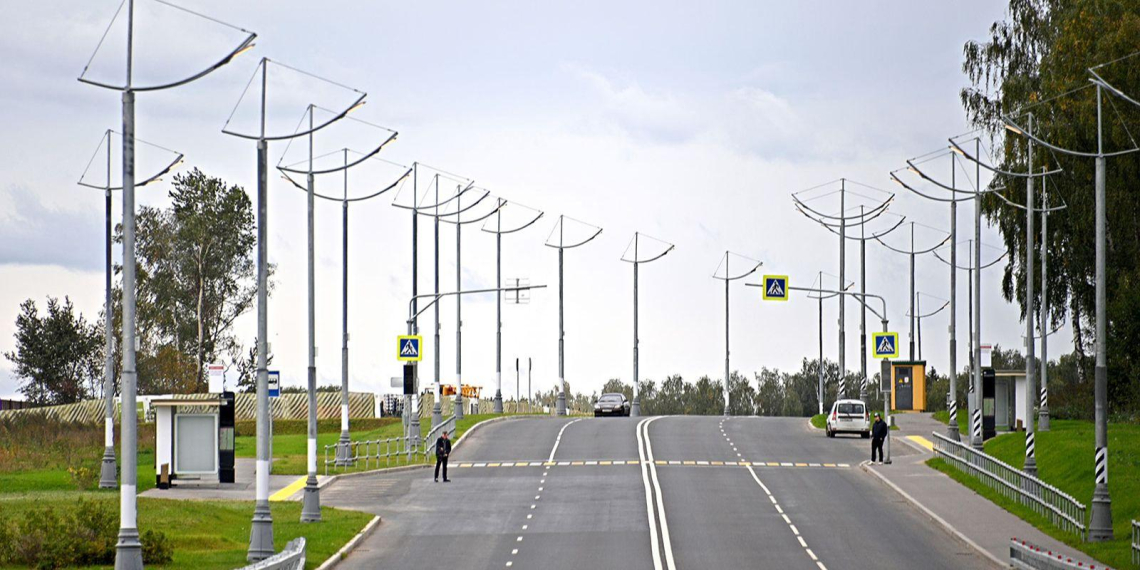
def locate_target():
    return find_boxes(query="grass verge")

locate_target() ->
[932,409,968,434]
[0,493,372,570]
[928,418,1139,568]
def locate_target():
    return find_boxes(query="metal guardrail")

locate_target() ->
[322,415,458,475]
[1009,538,1108,570]
[1132,519,1138,566]
[238,538,306,570]
[932,432,1087,539]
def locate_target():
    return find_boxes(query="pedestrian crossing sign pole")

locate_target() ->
[397,335,423,362]
[762,275,789,301]
[872,332,899,359]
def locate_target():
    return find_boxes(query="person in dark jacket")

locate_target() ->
[434,430,452,482]
[871,413,889,463]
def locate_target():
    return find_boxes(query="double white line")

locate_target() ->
[637,417,676,570]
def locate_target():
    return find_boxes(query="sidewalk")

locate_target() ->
[865,412,1098,568]
[140,458,331,502]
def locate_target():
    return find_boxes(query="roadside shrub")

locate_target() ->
[0,498,174,568]
[67,464,97,490]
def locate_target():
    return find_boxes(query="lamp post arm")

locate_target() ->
[407,285,547,323]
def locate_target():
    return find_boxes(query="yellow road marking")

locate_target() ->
[795,463,808,467]
[824,463,836,467]
[457,463,473,468]
[571,461,584,466]
[269,476,306,502]
[767,462,779,467]
[600,461,612,465]
[515,462,529,467]
[906,435,935,451]
[739,461,751,466]
[488,463,501,467]
[711,461,724,466]
[683,461,695,465]
[656,460,667,465]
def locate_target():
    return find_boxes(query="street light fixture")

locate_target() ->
[712,251,762,416]
[621,232,675,417]
[481,201,545,414]
[222,57,363,561]
[999,64,1140,538]
[79,1,254,566]
[78,130,183,489]
[277,106,404,520]
[545,216,603,416]
[873,221,951,362]
[905,292,949,361]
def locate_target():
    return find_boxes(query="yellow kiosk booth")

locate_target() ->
[891,361,927,411]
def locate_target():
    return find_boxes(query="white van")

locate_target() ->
[825,399,870,438]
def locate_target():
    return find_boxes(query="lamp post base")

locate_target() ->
[431,402,442,431]
[555,393,566,416]
[99,447,118,488]
[300,476,321,522]
[631,399,640,418]
[493,391,503,414]
[335,432,353,467]
[114,527,143,570]
[454,395,464,419]
[1089,485,1113,541]
[247,501,275,561]
[1039,409,1050,432]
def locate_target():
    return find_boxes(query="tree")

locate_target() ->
[116,168,261,393]
[727,371,756,416]
[962,0,1140,412]
[4,297,103,405]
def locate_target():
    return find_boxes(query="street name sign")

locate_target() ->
[762,275,789,301]
[398,335,423,362]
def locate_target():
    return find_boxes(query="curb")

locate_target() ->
[314,515,381,570]
[860,461,1006,569]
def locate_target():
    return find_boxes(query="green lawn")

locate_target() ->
[0,450,157,494]
[0,493,372,570]
[932,409,968,434]
[931,419,1139,568]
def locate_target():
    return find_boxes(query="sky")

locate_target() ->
[0,1,1065,401]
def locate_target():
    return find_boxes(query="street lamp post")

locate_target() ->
[545,216,603,416]
[78,131,182,489]
[622,233,675,417]
[223,57,363,561]
[874,222,950,362]
[712,252,762,416]
[482,202,544,415]
[79,3,254,566]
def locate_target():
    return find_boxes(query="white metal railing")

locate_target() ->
[1132,519,1138,566]
[322,415,458,475]
[423,415,456,458]
[1009,538,1097,570]
[238,538,305,570]
[932,432,1087,539]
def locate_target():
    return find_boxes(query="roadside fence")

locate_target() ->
[1008,538,1104,570]
[932,432,1087,539]
[1132,519,1138,566]
[322,415,457,475]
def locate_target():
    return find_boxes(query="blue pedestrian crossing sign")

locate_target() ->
[762,275,789,301]
[872,332,899,359]
[397,335,423,362]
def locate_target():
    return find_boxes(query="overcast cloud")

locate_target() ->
[1,1,1056,401]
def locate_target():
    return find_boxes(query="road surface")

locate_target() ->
[320,415,992,569]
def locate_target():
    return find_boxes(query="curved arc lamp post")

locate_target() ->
[391,168,479,430]
[805,273,855,414]
[544,216,603,416]
[997,63,1140,538]
[712,251,762,416]
[275,104,403,522]
[221,56,363,561]
[481,201,545,414]
[620,232,675,417]
[78,130,183,490]
[437,188,506,419]
[797,202,903,403]
[78,1,254,566]
[792,179,894,401]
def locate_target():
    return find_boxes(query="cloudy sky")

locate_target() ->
[1,1,1060,401]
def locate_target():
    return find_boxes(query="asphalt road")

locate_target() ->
[322,415,992,569]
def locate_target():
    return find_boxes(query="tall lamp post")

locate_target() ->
[78,130,182,489]
[481,201,544,414]
[792,180,894,399]
[222,57,363,561]
[79,3,254,566]
[712,251,762,416]
[1000,66,1138,538]
[278,124,406,518]
[621,232,675,417]
[906,292,949,361]
[804,272,855,414]
[873,222,950,362]
[545,216,603,416]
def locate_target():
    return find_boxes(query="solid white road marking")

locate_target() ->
[637,418,664,570]
[548,418,583,462]
[640,417,677,570]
